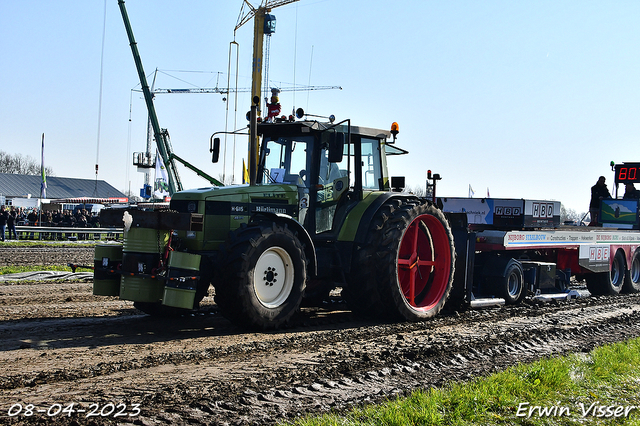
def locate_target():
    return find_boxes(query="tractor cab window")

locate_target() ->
[261,135,312,225]
[315,132,351,234]
[261,136,312,187]
[361,137,382,190]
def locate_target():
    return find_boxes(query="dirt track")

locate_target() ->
[1,246,640,425]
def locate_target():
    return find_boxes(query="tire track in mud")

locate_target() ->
[2,246,640,425]
[0,246,93,267]
[1,288,639,425]
[207,301,640,425]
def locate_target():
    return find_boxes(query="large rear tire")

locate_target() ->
[216,222,308,329]
[586,250,625,296]
[346,198,455,321]
[623,249,640,294]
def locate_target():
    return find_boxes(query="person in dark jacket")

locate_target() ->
[623,183,640,200]
[26,209,38,239]
[589,176,611,226]
[6,206,17,240]
[0,206,7,241]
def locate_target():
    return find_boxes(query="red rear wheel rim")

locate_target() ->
[397,214,452,311]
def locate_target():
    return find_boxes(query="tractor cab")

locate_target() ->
[256,119,407,236]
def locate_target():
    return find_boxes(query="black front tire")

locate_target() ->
[216,222,308,329]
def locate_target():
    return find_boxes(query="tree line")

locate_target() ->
[0,150,54,176]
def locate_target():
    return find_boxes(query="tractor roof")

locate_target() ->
[258,120,391,140]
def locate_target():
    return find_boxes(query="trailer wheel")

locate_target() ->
[216,222,307,329]
[346,199,455,321]
[586,250,625,296]
[623,249,640,293]
[496,262,525,305]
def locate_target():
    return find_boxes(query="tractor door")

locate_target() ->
[312,132,386,235]
[261,135,312,223]
[314,144,350,233]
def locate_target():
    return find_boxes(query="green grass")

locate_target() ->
[0,265,78,275]
[286,338,640,426]
[0,241,97,275]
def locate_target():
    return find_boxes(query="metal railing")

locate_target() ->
[12,226,123,241]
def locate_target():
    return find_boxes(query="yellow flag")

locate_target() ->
[242,159,249,185]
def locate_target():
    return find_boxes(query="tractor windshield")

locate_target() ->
[260,135,313,187]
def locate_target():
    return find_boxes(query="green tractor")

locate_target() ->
[95,112,456,329]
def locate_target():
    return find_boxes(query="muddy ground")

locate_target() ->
[1,246,640,425]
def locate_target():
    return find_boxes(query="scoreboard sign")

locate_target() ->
[524,200,561,228]
[614,163,640,184]
[440,198,560,229]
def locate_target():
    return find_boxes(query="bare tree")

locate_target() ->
[122,189,142,203]
[560,204,587,225]
[405,184,426,197]
[0,150,55,176]
[217,173,235,186]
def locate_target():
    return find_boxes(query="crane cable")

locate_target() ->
[126,90,133,196]
[292,3,298,115]
[226,37,240,184]
[94,0,108,196]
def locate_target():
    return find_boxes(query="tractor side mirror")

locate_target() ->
[328,132,344,163]
[391,176,405,192]
[212,138,220,163]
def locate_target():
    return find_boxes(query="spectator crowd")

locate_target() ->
[0,206,101,241]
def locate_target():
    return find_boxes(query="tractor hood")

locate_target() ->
[170,183,301,251]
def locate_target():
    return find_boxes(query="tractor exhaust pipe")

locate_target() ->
[249,95,259,186]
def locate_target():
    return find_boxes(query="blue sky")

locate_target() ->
[1,0,639,213]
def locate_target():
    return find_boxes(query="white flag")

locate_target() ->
[468,184,475,198]
[40,134,47,199]
[154,150,170,199]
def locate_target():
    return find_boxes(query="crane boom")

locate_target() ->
[235,0,299,31]
[150,85,342,95]
[118,0,223,195]
[118,0,181,195]
[234,0,299,117]
[234,0,299,185]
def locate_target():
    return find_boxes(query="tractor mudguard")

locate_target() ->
[350,192,422,245]
[250,211,317,277]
